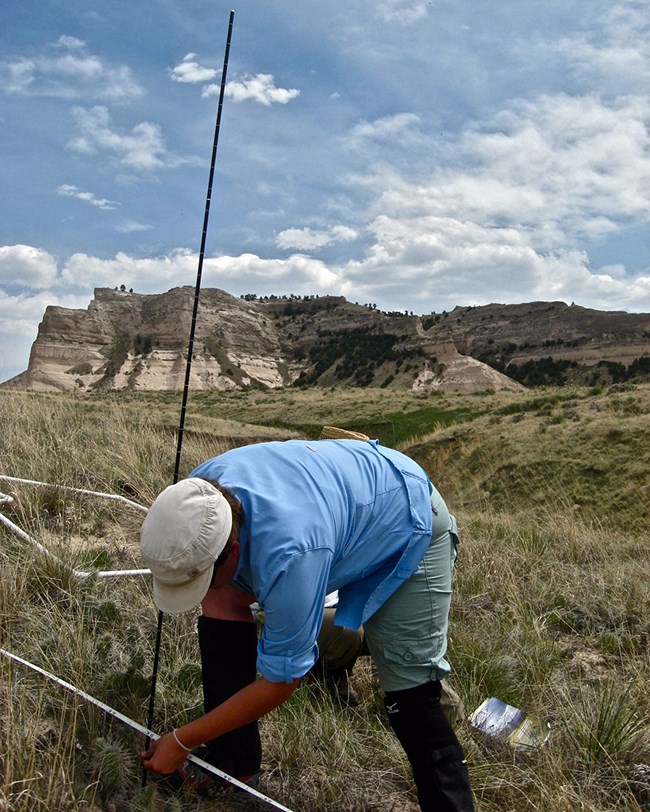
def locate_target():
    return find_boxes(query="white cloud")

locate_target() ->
[54,35,86,50]
[331,225,359,242]
[5,246,349,304]
[57,248,344,297]
[351,113,420,141]
[359,93,650,256]
[346,214,567,300]
[202,73,300,105]
[558,2,650,94]
[377,0,428,25]
[68,105,188,172]
[277,229,331,251]
[544,260,650,311]
[202,253,344,293]
[56,184,120,210]
[346,113,430,179]
[463,94,650,233]
[169,53,218,84]
[0,288,91,382]
[0,38,144,102]
[0,289,51,337]
[0,290,51,381]
[2,58,36,95]
[60,248,199,291]
[338,211,650,313]
[53,239,650,319]
[0,245,58,289]
[325,83,650,313]
[276,225,358,250]
[115,220,153,233]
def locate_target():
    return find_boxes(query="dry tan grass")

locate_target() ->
[1,385,649,810]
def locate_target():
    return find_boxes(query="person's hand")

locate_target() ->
[140,731,189,775]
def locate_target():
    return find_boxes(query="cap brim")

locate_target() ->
[151,564,214,615]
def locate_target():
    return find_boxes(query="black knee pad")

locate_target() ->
[384,680,460,756]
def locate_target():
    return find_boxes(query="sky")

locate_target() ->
[2,0,650,382]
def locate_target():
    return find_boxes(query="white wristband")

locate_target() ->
[172,728,192,753]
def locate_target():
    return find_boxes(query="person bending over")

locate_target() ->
[140,438,474,811]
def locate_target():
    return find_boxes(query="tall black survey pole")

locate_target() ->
[174,8,235,486]
[143,10,235,778]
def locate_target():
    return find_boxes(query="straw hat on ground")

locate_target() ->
[319,426,370,441]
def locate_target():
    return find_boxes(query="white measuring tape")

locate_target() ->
[0,476,148,513]
[0,647,295,812]
[0,506,151,579]
[0,476,151,579]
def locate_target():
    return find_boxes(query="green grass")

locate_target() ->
[0,385,649,810]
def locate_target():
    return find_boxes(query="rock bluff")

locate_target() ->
[8,287,524,394]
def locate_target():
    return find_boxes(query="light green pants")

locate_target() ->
[363,486,459,692]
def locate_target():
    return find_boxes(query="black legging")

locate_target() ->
[197,616,262,778]
[384,680,474,812]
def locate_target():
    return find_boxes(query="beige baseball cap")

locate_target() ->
[140,478,232,614]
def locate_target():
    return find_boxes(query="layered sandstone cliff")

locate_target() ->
[8,287,524,394]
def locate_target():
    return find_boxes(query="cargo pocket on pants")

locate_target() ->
[449,514,460,567]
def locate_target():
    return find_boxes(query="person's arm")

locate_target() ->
[141,676,300,775]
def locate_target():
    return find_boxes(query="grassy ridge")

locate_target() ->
[407,384,650,533]
[0,385,648,811]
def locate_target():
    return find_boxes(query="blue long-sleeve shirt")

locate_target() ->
[190,439,433,683]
